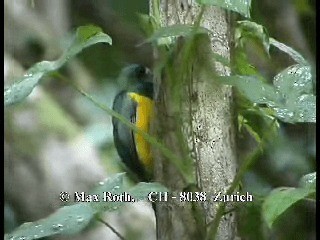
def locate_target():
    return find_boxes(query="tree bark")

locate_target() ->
[151,1,238,239]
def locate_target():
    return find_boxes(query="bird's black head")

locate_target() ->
[117,64,153,98]
[127,64,151,81]
[118,64,152,86]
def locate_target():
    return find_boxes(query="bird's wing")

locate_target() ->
[112,91,146,180]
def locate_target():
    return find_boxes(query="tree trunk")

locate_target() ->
[150,1,238,240]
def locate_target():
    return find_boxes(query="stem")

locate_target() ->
[97,217,126,240]
[205,145,263,240]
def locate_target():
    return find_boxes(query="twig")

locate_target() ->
[97,217,126,240]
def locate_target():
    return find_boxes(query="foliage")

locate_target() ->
[223,17,315,240]
[4,25,112,106]
[5,173,167,240]
[229,21,315,124]
[262,173,315,228]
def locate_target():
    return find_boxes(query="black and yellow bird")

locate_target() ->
[112,64,154,182]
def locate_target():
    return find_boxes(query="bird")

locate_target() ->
[112,64,154,182]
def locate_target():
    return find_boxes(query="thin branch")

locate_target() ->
[205,145,263,240]
[97,217,126,240]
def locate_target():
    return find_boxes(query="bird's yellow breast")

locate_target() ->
[128,92,154,172]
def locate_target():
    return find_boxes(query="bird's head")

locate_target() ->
[117,64,153,89]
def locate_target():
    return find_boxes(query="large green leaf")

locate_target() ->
[262,186,315,228]
[235,20,270,53]
[270,38,308,65]
[235,21,308,65]
[4,204,94,240]
[5,173,168,240]
[89,175,168,213]
[273,64,315,122]
[4,25,112,106]
[274,65,313,98]
[220,64,315,123]
[298,172,316,191]
[218,75,280,105]
[197,0,251,18]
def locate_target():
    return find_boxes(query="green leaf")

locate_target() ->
[4,204,94,240]
[230,22,314,123]
[221,64,315,123]
[273,64,315,122]
[4,25,112,106]
[197,0,251,18]
[233,49,261,76]
[76,25,103,41]
[137,13,158,37]
[238,114,262,143]
[273,64,313,98]
[89,173,126,212]
[270,38,308,65]
[129,182,169,201]
[237,106,279,144]
[218,75,280,105]
[271,94,315,123]
[235,21,270,53]
[4,72,45,107]
[145,24,209,44]
[92,178,168,212]
[262,187,315,228]
[5,173,168,240]
[298,172,316,190]
[4,173,126,240]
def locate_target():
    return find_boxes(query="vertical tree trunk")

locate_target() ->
[151,1,238,240]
